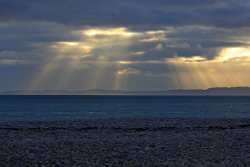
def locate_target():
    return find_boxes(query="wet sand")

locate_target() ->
[0,118,249,167]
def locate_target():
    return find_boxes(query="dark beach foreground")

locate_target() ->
[0,118,249,167]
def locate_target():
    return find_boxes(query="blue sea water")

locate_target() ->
[0,96,249,121]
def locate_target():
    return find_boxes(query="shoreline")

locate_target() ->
[0,118,249,166]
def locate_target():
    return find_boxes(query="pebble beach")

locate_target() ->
[0,118,249,167]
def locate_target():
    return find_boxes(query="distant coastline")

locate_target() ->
[1,87,250,96]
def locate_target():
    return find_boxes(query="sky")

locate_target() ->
[0,0,250,91]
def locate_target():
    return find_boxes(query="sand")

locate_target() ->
[0,118,249,167]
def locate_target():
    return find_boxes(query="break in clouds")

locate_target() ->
[0,0,250,91]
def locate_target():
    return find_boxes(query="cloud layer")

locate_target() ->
[0,0,250,91]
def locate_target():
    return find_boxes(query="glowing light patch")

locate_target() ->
[117,68,140,75]
[82,27,139,37]
[118,61,136,65]
[167,56,208,63]
[131,51,145,55]
[145,30,166,35]
[140,36,167,43]
[216,47,250,62]
[57,42,79,46]
[51,41,94,54]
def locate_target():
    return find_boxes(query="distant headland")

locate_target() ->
[1,87,250,96]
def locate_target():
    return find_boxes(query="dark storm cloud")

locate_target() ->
[1,0,250,55]
[0,22,78,44]
[0,0,250,28]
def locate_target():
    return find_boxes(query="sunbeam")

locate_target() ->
[28,27,140,90]
[166,47,250,89]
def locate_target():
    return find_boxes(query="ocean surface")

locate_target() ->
[0,96,249,121]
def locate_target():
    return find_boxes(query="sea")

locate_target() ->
[0,96,250,121]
